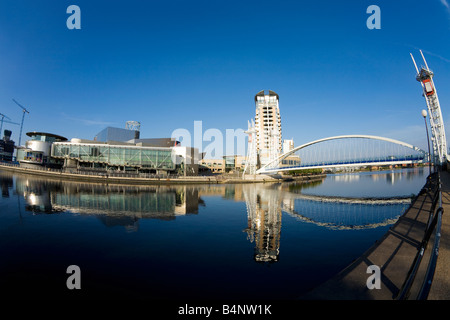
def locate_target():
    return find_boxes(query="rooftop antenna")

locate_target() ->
[12,99,30,147]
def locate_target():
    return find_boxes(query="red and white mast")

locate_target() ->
[411,50,448,164]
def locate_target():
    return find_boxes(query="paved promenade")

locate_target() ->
[301,170,449,300]
[427,169,450,299]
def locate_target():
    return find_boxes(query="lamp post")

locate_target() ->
[422,109,432,174]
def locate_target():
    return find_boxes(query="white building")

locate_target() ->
[254,90,282,166]
[283,139,294,154]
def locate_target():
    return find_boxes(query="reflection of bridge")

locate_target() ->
[241,181,411,262]
[275,186,410,230]
[257,135,427,174]
[282,199,407,231]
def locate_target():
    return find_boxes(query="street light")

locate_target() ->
[422,109,432,174]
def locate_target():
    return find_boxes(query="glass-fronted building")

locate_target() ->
[94,127,139,142]
[17,132,68,168]
[52,140,176,172]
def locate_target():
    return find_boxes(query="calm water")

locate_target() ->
[0,167,429,300]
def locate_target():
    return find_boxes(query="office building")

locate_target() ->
[281,139,301,168]
[199,158,225,174]
[0,130,15,162]
[283,139,294,154]
[52,138,198,175]
[17,122,198,175]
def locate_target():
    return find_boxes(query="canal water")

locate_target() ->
[0,167,429,300]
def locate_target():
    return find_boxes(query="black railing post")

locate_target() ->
[395,172,443,300]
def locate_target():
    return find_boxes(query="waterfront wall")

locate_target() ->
[0,162,324,185]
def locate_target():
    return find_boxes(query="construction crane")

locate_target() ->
[0,112,11,135]
[0,112,20,135]
[12,99,30,147]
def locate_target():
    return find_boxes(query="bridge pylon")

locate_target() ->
[243,119,258,178]
[411,50,448,165]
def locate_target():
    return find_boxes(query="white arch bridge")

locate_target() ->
[256,135,427,175]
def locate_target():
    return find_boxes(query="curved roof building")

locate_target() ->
[26,132,68,142]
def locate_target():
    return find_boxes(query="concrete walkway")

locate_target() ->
[300,172,442,300]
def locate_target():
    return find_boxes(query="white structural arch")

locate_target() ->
[256,134,426,174]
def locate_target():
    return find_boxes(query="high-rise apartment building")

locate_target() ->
[254,90,282,166]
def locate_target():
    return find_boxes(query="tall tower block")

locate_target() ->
[254,90,282,166]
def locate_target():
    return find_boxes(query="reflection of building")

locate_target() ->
[175,187,202,215]
[0,170,13,197]
[11,173,203,231]
[243,186,282,263]
[254,90,282,167]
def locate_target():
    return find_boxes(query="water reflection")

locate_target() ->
[10,173,204,232]
[1,172,13,198]
[1,170,419,264]
[302,167,428,198]
[243,185,282,263]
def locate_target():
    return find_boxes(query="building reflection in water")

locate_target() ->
[0,171,13,198]
[3,170,410,264]
[11,173,204,232]
[243,185,283,263]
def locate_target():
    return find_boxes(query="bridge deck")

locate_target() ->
[300,172,441,300]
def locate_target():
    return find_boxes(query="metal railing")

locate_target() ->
[395,171,444,300]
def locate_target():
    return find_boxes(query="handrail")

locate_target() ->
[395,171,443,300]
[418,207,443,299]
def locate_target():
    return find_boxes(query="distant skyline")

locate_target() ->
[1,0,450,157]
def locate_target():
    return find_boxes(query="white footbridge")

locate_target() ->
[243,50,447,176]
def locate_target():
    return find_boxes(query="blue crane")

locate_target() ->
[0,112,19,136]
[12,99,30,147]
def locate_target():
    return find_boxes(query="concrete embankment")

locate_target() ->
[0,163,325,185]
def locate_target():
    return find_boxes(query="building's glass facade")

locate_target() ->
[95,127,139,142]
[52,142,175,170]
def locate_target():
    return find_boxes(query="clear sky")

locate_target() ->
[1,0,450,157]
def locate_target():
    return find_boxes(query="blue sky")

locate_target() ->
[1,0,450,156]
